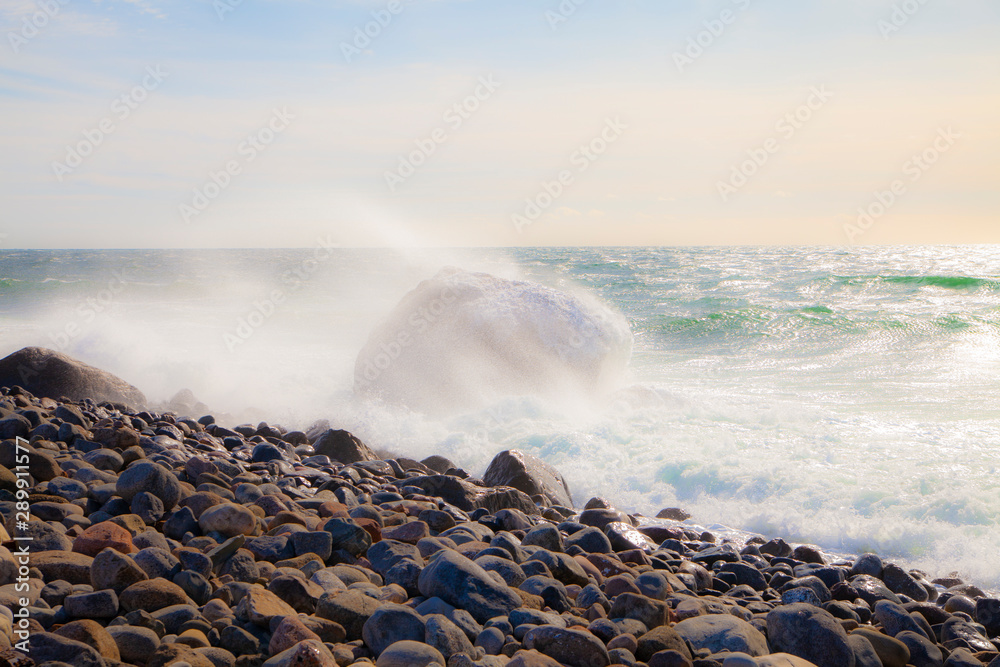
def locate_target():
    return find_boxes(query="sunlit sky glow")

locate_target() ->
[1,0,998,248]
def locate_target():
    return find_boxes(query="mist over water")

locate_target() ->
[3,246,1000,590]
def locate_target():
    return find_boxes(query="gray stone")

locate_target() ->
[941,616,996,652]
[521,524,564,552]
[476,626,506,655]
[609,592,670,629]
[975,598,1000,638]
[367,539,425,575]
[117,461,180,512]
[375,640,446,667]
[0,346,146,406]
[267,574,325,614]
[323,517,373,556]
[291,530,333,561]
[523,625,610,667]
[363,603,427,656]
[483,449,574,508]
[313,428,378,463]
[604,522,657,552]
[90,547,148,594]
[781,586,823,607]
[316,589,382,640]
[134,547,181,580]
[565,527,613,554]
[846,634,883,667]
[475,554,526,587]
[418,549,521,623]
[895,631,943,667]
[882,563,929,602]
[198,503,257,537]
[526,549,588,586]
[873,599,929,639]
[130,491,165,525]
[674,613,768,657]
[27,631,107,667]
[848,574,902,606]
[106,625,161,664]
[635,626,693,662]
[63,589,119,619]
[424,613,476,659]
[766,603,855,667]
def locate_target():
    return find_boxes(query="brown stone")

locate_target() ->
[269,615,322,655]
[53,619,121,661]
[235,586,298,628]
[354,517,383,543]
[381,521,430,545]
[181,491,226,519]
[147,643,215,667]
[267,638,337,667]
[31,551,94,585]
[72,521,135,557]
[508,650,564,667]
[119,579,192,613]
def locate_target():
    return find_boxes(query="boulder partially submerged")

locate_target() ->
[484,449,574,509]
[354,268,632,413]
[0,347,146,408]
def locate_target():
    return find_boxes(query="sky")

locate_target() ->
[0,0,998,248]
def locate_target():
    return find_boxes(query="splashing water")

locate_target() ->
[3,245,1000,590]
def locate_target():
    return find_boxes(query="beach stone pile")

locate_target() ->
[3,386,1000,667]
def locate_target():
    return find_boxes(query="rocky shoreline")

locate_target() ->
[2,354,1000,666]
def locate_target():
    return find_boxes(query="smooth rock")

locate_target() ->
[766,603,855,667]
[418,549,522,623]
[483,449,574,508]
[523,625,611,667]
[362,603,428,656]
[375,640,446,667]
[673,613,769,657]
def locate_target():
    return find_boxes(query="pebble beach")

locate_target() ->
[2,348,1000,667]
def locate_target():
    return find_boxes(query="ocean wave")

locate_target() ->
[831,274,1000,291]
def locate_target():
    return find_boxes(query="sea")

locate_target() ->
[2,245,999,590]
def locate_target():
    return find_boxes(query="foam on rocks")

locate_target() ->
[353,268,633,412]
[2,359,1000,667]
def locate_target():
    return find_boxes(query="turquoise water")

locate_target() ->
[2,246,1000,587]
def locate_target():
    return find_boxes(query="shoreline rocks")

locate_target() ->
[3,383,1000,667]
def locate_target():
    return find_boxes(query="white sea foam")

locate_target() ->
[3,246,1000,592]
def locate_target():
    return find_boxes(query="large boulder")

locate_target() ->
[767,603,855,667]
[0,347,146,407]
[353,268,632,412]
[403,474,541,516]
[483,449,573,508]
[312,428,378,463]
[673,613,769,656]
[417,549,521,623]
